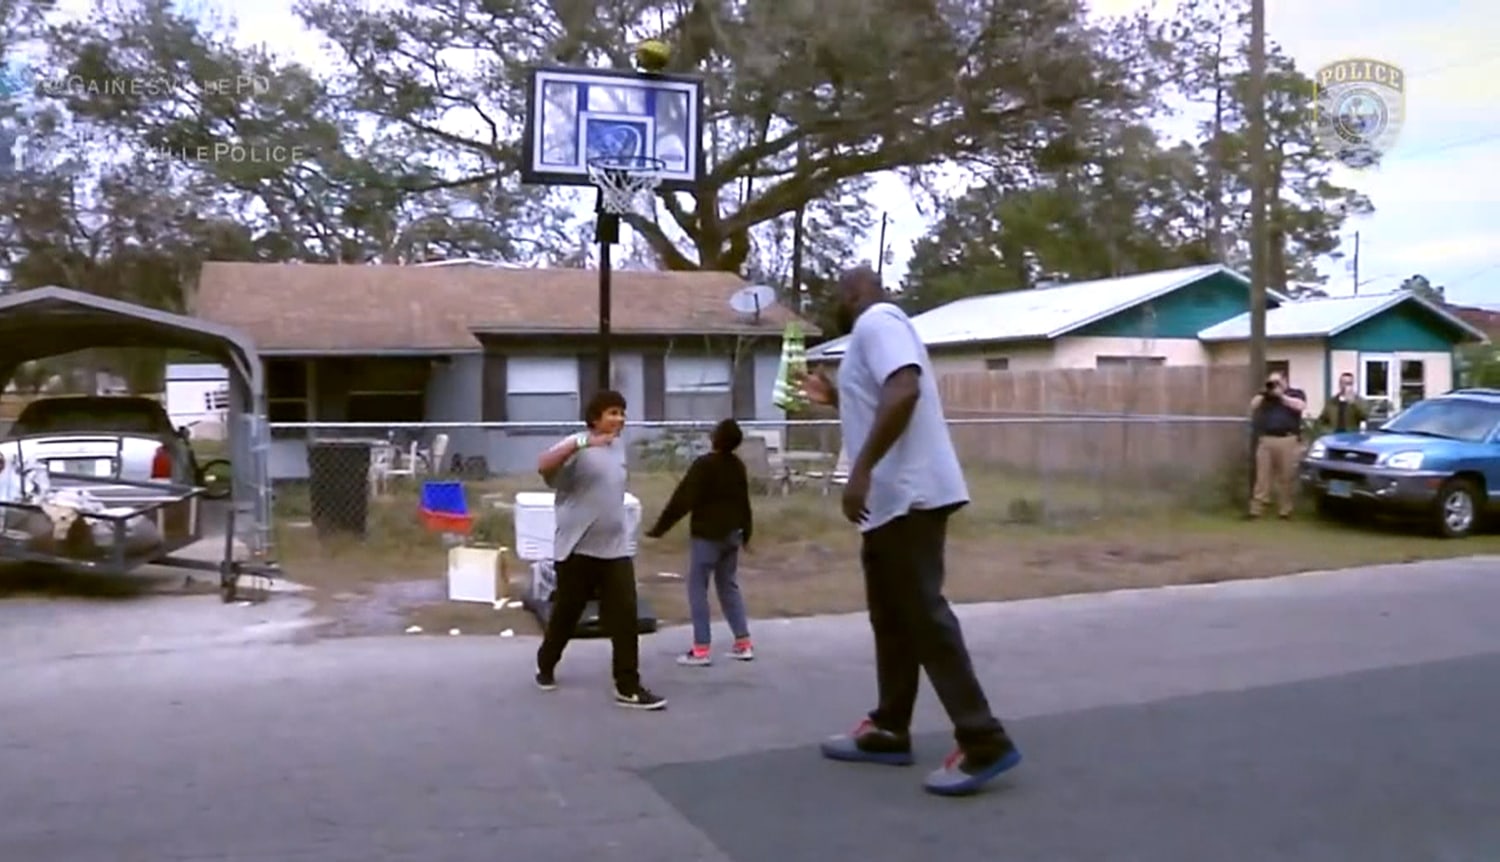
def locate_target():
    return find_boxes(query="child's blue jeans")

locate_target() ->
[687,535,750,646]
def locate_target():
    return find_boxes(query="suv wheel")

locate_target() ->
[1433,478,1481,538]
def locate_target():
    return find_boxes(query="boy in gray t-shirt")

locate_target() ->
[800,266,1020,798]
[533,389,664,711]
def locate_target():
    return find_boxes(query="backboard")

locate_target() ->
[521,66,704,193]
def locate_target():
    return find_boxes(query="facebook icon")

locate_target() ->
[0,61,30,98]
[0,62,31,175]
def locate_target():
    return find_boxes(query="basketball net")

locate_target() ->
[587,156,665,217]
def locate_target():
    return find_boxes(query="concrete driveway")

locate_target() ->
[2,556,1498,861]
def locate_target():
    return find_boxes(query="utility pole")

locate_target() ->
[875,212,889,281]
[1246,0,1268,394]
[1352,231,1361,294]
[1246,0,1268,505]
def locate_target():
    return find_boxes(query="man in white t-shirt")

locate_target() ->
[799,266,1021,797]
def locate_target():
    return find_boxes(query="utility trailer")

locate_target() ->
[0,470,279,601]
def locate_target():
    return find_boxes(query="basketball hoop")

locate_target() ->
[587,154,666,216]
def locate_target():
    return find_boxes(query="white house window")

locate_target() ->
[984,356,1010,371]
[1362,357,1390,402]
[1096,355,1166,369]
[1362,354,1432,415]
[507,356,579,426]
[665,355,733,421]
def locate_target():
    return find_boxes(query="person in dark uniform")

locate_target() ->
[1249,370,1307,519]
[1317,372,1369,433]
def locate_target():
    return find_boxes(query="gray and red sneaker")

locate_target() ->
[922,744,1023,797]
[727,640,754,661]
[676,647,712,667]
[819,718,915,766]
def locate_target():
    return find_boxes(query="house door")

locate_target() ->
[1361,355,1428,419]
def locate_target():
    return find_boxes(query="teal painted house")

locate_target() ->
[1199,291,1489,419]
[805,265,1489,418]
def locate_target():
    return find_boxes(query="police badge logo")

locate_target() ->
[1313,58,1405,169]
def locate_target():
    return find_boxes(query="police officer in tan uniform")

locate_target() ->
[1249,370,1307,519]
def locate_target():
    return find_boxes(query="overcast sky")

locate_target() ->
[51,0,1500,308]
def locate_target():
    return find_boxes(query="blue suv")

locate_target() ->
[1300,388,1500,537]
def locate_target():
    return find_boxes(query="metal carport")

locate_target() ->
[0,286,273,558]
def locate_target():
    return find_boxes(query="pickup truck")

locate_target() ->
[1300,388,1500,537]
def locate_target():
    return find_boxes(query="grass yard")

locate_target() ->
[270,467,1500,637]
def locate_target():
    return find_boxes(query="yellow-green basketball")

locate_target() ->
[635,39,671,72]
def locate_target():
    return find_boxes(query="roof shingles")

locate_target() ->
[192,263,814,352]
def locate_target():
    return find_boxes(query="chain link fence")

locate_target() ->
[263,412,1248,564]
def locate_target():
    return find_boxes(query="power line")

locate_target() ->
[1445,261,1500,287]
[1386,131,1500,162]
[1404,51,1500,81]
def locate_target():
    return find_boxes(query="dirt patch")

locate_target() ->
[271,471,1500,639]
[404,602,540,637]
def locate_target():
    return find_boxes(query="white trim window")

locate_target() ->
[665,355,733,421]
[1361,354,1427,414]
[507,356,579,424]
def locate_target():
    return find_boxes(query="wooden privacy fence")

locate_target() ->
[938,365,1252,483]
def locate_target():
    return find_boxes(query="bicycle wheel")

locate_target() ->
[198,458,234,500]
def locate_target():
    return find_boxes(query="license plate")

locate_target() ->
[1327,479,1354,498]
[49,459,106,475]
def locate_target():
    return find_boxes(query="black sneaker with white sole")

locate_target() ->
[535,668,557,691]
[614,685,667,710]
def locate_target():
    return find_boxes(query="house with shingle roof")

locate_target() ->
[807,265,1486,419]
[1447,303,1500,344]
[191,261,817,477]
[1446,303,1500,388]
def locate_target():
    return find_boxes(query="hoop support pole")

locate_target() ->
[595,186,617,396]
[598,237,613,395]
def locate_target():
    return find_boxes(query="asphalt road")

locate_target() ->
[2,555,1498,862]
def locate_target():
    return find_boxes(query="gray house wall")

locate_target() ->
[265,344,788,481]
[478,349,790,475]
[479,351,648,475]
[424,352,484,469]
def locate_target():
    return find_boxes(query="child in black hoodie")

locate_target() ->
[645,418,755,665]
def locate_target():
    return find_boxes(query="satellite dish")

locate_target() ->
[729,284,778,323]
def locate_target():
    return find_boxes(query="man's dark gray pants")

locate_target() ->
[861,505,1010,759]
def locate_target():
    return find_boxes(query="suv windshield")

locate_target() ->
[1381,398,1500,443]
[10,398,172,437]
